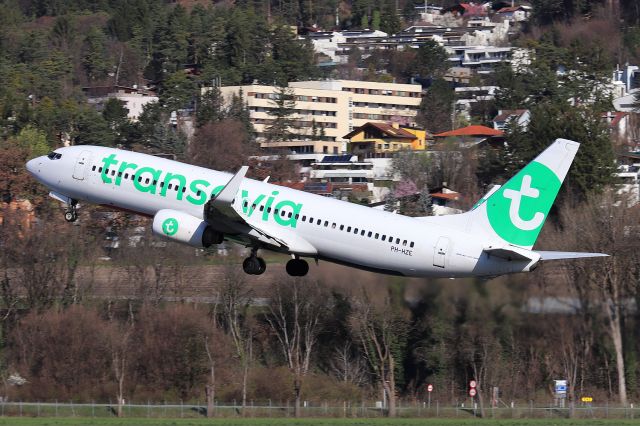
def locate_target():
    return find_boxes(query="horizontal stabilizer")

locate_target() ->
[535,251,609,260]
[484,246,538,262]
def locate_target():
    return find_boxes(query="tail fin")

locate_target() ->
[469,138,580,249]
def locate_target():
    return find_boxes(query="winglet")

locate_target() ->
[213,166,248,204]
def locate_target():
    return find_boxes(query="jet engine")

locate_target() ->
[152,209,222,248]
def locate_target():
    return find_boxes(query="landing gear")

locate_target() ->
[286,258,309,277]
[242,248,266,275]
[64,200,78,223]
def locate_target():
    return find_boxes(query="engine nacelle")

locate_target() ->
[152,209,222,248]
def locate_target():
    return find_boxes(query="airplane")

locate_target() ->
[26,138,606,278]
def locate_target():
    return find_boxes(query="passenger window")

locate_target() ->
[252,203,257,209]
[281,211,286,217]
[118,172,123,177]
[244,201,249,208]
[260,205,264,211]
[295,214,299,220]
[168,184,173,189]
[340,225,344,231]
[182,187,186,192]
[324,221,329,227]
[302,215,306,221]
[396,238,400,244]
[410,242,414,248]
[375,233,379,239]
[197,190,201,196]
[347,226,351,232]
[112,170,116,176]
[354,228,358,233]
[403,240,407,246]
[268,207,272,213]
[332,223,336,229]
[361,230,365,236]
[368,231,372,237]
[138,176,142,182]
[125,174,129,179]
[382,235,386,241]
[92,166,96,171]
[153,180,157,185]
[99,167,103,172]
[288,212,292,218]
[309,217,313,222]
[175,186,178,191]
[274,209,279,215]
[145,178,149,184]
[317,219,321,225]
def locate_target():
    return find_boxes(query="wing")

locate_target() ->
[204,166,317,256]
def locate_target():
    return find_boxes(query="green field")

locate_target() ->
[1,419,640,426]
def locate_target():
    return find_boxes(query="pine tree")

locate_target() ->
[265,85,297,142]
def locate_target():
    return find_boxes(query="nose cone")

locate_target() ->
[26,158,39,176]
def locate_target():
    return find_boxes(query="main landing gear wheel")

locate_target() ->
[243,253,266,275]
[286,258,309,277]
[64,201,78,223]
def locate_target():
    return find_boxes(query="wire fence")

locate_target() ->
[0,400,639,419]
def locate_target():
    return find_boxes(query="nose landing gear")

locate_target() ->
[64,200,78,222]
[242,247,266,275]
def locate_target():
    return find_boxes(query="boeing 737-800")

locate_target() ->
[26,138,606,278]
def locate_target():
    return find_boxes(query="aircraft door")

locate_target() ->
[73,150,92,180]
[433,236,449,268]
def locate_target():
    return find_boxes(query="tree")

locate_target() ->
[264,85,297,142]
[417,79,454,134]
[159,71,196,112]
[551,192,640,406]
[265,277,327,417]
[350,291,408,417]
[412,40,449,80]
[82,26,111,82]
[189,119,253,172]
[197,86,225,127]
[380,2,401,35]
[217,267,254,411]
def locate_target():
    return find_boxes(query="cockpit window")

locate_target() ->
[47,152,62,160]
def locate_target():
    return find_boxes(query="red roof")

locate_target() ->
[497,6,525,13]
[434,125,504,138]
[602,112,628,128]
[430,192,460,201]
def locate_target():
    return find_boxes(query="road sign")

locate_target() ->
[427,384,433,392]
[470,380,477,389]
[581,396,593,403]
[554,380,567,396]
[469,388,477,397]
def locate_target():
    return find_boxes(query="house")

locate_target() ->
[602,111,632,145]
[442,3,489,18]
[433,125,504,148]
[309,155,374,199]
[83,85,158,121]
[429,186,463,215]
[446,46,513,73]
[495,5,532,21]
[343,122,429,159]
[492,109,530,131]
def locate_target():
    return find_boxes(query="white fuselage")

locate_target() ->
[26,145,531,278]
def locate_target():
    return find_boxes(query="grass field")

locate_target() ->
[0,419,640,426]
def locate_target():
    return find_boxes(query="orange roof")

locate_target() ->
[434,125,504,138]
[431,192,459,201]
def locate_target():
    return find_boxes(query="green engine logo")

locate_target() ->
[487,161,561,247]
[162,218,179,236]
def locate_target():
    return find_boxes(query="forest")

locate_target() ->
[1,0,640,418]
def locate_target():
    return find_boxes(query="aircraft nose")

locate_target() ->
[26,158,41,175]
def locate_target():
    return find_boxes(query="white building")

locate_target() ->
[83,86,158,121]
[215,80,422,150]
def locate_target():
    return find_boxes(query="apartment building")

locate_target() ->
[215,80,422,149]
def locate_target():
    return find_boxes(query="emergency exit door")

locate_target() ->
[73,150,92,180]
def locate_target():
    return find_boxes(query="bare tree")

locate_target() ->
[189,119,253,173]
[107,302,134,418]
[265,277,326,417]
[217,267,254,412]
[552,191,640,406]
[350,292,407,417]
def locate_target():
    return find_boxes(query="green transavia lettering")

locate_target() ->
[100,154,302,228]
